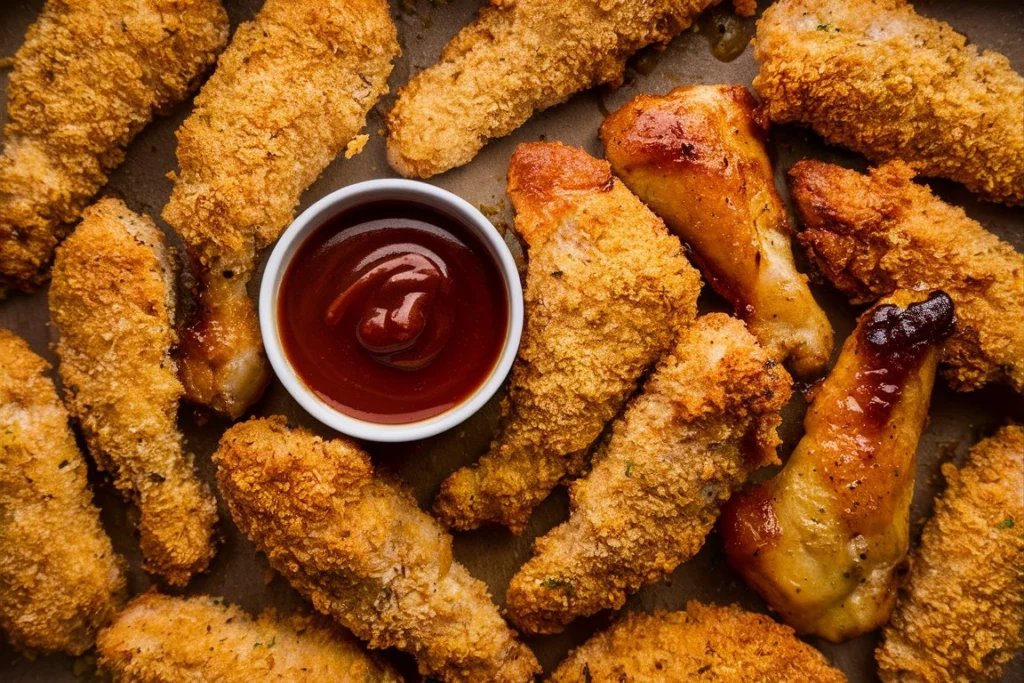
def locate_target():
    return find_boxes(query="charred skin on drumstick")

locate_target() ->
[162,0,399,419]
[721,290,955,642]
[433,142,702,534]
[50,198,217,586]
[601,84,834,377]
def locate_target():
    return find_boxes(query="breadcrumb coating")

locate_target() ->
[507,314,792,634]
[214,416,540,683]
[49,198,217,586]
[0,330,126,655]
[162,0,399,419]
[548,602,847,682]
[97,592,402,683]
[433,142,702,533]
[754,0,1024,205]
[386,0,755,179]
[790,160,1024,393]
[876,426,1024,683]
[0,0,228,292]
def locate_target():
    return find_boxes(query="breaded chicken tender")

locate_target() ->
[434,142,702,533]
[790,160,1024,393]
[754,0,1024,205]
[507,314,792,634]
[876,426,1024,683]
[214,417,540,683]
[0,330,126,655]
[162,0,399,419]
[549,602,847,682]
[0,0,228,292]
[50,199,217,586]
[96,592,403,683]
[386,0,755,179]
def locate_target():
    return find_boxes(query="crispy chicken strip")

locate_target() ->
[602,84,833,376]
[754,0,1024,205]
[214,416,541,683]
[0,330,126,655]
[507,314,792,634]
[386,0,756,179]
[549,602,847,682]
[790,160,1024,393]
[49,199,217,586]
[876,426,1024,683]
[96,592,403,683]
[434,142,702,533]
[721,291,955,642]
[0,0,228,292]
[162,0,399,419]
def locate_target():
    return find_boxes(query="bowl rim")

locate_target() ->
[259,178,524,443]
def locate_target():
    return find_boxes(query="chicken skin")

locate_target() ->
[0,330,126,655]
[602,85,833,377]
[162,0,399,419]
[507,314,792,634]
[386,0,755,179]
[97,593,403,683]
[754,0,1024,205]
[876,426,1024,683]
[0,0,228,293]
[434,142,702,533]
[49,199,217,586]
[549,602,847,683]
[721,290,955,642]
[214,417,540,683]
[790,160,1024,394]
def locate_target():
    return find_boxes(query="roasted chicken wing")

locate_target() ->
[162,0,399,419]
[721,290,954,642]
[434,142,702,533]
[50,199,217,586]
[0,0,227,292]
[602,84,833,376]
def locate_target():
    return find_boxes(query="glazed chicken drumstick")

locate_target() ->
[162,0,399,419]
[602,84,834,376]
[721,290,955,642]
[0,0,228,292]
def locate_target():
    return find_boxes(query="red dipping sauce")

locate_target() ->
[278,201,509,424]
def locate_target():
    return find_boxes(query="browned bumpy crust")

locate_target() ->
[790,160,1024,393]
[754,0,1024,205]
[507,314,792,634]
[548,602,848,682]
[0,330,126,655]
[876,426,1024,683]
[433,142,702,533]
[0,0,228,292]
[50,198,217,586]
[214,417,540,683]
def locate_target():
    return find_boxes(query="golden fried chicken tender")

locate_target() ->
[386,0,755,179]
[721,291,954,642]
[0,330,126,655]
[507,314,792,634]
[214,416,540,683]
[0,0,228,292]
[49,199,217,586]
[549,602,847,682]
[96,592,403,683]
[876,426,1024,683]
[162,0,399,419]
[602,84,834,377]
[434,142,702,533]
[790,160,1024,394]
[754,0,1024,205]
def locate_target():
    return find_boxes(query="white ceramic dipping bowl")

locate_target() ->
[260,179,524,443]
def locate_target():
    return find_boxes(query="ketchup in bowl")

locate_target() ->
[278,201,509,425]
